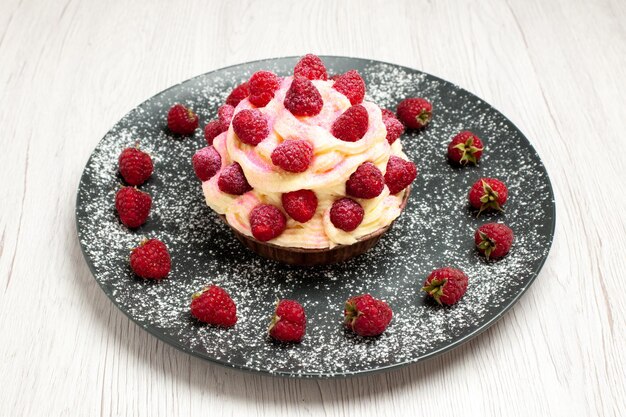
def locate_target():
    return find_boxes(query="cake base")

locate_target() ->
[219,188,411,266]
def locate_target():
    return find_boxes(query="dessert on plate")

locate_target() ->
[193,54,417,265]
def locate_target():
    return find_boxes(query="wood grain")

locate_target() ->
[0,0,624,416]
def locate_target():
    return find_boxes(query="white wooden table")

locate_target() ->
[1,0,624,415]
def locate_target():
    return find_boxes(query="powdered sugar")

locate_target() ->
[76,57,555,377]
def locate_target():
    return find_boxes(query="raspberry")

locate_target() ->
[217,104,235,126]
[281,189,318,223]
[225,81,250,107]
[396,98,432,129]
[331,105,369,142]
[167,103,199,135]
[192,146,221,181]
[248,71,281,107]
[118,146,153,186]
[218,162,252,195]
[284,76,323,117]
[344,294,392,337]
[332,70,365,105]
[232,109,269,146]
[381,110,405,145]
[191,285,237,327]
[475,222,514,260]
[421,267,468,306]
[115,186,151,228]
[468,178,508,216]
[270,140,313,173]
[384,156,417,194]
[346,162,384,199]
[293,54,328,80]
[129,239,171,279]
[448,131,484,166]
[268,299,306,343]
[249,204,287,242]
[204,120,226,145]
[330,198,364,232]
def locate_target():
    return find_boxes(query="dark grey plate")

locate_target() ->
[76,56,555,378]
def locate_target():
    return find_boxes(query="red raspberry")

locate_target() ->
[217,104,235,126]
[475,222,514,260]
[115,187,151,228]
[204,120,226,145]
[232,109,269,146]
[281,189,318,223]
[294,54,328,80]
[129,238,171,279]
[248,71,281,107]
[381,110,405,145]
[448,131,484,166]
[346,162,384,199]
[384,156,417,194]
[468,178,508,216]
[344,294,392,337]
[118,146,153,186]
[270,140,313,173]
[332,70,365,105]
[225,81,250,107]
[218,162,252,195]
[396,98,432,129]
[192,146,221,181]
[268,299,306,343]
[190,285,237,327]
[330,198,364,232]
[421,267,468,306]
[167,104,199,135]
[331,105,369,142]
[249,204,287,242]
[284,76,323,117]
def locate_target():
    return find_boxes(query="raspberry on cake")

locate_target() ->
[195,54,418,265]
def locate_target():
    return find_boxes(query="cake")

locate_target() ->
[193,55,417,265]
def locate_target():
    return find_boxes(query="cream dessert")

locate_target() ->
[192,55,417,264]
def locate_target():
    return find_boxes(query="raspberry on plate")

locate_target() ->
[270,140,314,173]
[191,285,237,327]
[421,267,468,306]
[167,103,199,135]
[249,204,287,241]
[330,198,364,232]
[331,104,369,142]
[346,162,384,199]
[344,294,392,337]
[475,222,514,260]
[448,131,484,166]
[225,81,250,107]
[192,146,221,181]
[232,109,270,146]
[118,146,153,186]
[284,76,323,117]
[268,299,306,343]
[381,110,405,145]
[248,71,281,107]
[204,120,227,145]
[115,186,151,228]
[282,189,318,223]
[130,238,171,279]
[468,178,508,216]
[294,54,328,80]
[384,155,417,194]
[332,70,365,105]
[218,162,252,195]
[396,98,432,129]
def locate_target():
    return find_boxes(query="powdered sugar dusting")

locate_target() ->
[76,57,555,377]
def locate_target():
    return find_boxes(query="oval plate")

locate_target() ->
[76,57,555,378]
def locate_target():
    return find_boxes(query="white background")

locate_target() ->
[0,0,624,416]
